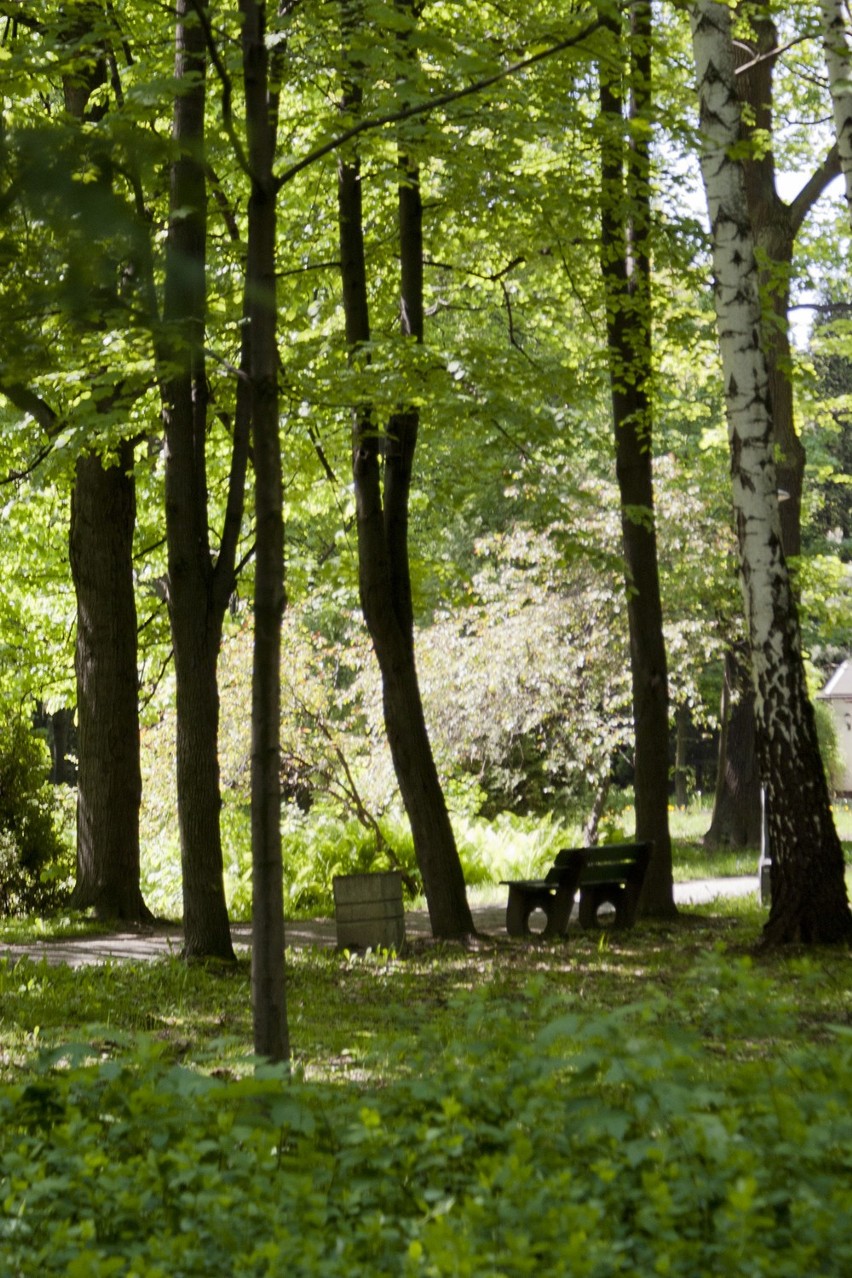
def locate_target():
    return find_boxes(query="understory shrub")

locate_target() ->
[0,718,72,915]
[2,955,850,1276]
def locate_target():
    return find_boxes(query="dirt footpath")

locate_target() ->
[0,878,759,968]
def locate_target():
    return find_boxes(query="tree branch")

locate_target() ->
[275,19,603,190]
[187,0,253,179]
[788,142,841,236]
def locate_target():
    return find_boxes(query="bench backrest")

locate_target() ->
[543,848,584,885]
[552,841,652,886]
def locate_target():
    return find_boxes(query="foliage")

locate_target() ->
[1,938,851,1275]
[417,521,632,817]
[0,718,73,916]
[813,697,845,795]
[1,0,850,942]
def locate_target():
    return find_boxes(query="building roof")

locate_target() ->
[819,660,852,699]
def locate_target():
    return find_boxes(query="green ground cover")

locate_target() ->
[1,896,851,1275]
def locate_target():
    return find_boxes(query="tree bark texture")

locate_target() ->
[821,0,852,221]
[704,651,762,849]
[733,11,839,558]
[161,1,236,961]
[336,12,474,939]
[691,0,852,944]
[599,3,675,917]
[69,446,151,921]
[241,0,290,1063]
[705,9,839,848]
[59,20,149,923]
[674,704,689,809]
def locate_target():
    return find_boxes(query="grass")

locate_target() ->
[0,894,849,1081]
[0,801,849,1080]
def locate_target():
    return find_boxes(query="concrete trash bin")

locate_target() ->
[333,871,405,950]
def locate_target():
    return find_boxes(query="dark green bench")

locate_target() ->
[501,842,652,939]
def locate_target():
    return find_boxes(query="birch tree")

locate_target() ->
[705,7,839,849]
[821,0,852,216]
[690,0,851,944]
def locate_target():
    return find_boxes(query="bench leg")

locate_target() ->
[506,886,571,939]
[506,887,532,937]
[579,885,642,929]
[542,885,574,938]
[578,885,624,928]
[613,885,640,929]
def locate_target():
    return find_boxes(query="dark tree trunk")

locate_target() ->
[57,22,149,923]
[48,708,76,786]
[241,0,289,1062]
[69,446,151,922]
[704,652,762,848]
[733,12,839,559]
[761,668,850,944]
[336,7,474,938]
[161,1,237,961]
[599,3,675,916]
[674,704,689,808]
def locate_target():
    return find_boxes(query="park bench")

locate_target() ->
[501,841,653,939]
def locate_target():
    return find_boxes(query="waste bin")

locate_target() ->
[333,871,405,950]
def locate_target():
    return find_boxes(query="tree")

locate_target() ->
[690,0,852,944]
[821,0,852,214]
[733,7,839,558]
[335,0,474,939]
[703,4,839,849]
[0,7,150,921]
[240,0,289,1061]
[69,441,150,920]
[159,0,250,961]
[62,12,149,923]
[598,2,675,915]
[704,647,763,849]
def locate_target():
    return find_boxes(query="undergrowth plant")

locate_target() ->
[0,718,73,916]
[0,942,850,1277]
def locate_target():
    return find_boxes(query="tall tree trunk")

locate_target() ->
[599,3,675,916]
[705,8,839,848]
[161,1,236,961]
[690,0,852,945]
[733,10,838,556]
[59,17,149,923]
[674,703,689,809]
[241,0,289,1062]
[69,444,151,921]
[336,4,474,938]
[704,650,762,848]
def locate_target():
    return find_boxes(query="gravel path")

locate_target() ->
[0,877,759,968]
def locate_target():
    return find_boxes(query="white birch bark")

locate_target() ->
[821,0,852,221]
[689,0,792,734]
[690,0,851,943]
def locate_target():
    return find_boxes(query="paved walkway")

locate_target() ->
[0,877,759,969]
